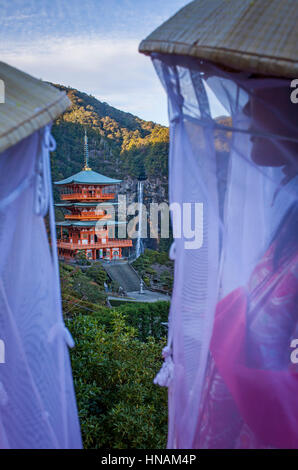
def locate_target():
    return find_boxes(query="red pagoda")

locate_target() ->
[55,131,132,261]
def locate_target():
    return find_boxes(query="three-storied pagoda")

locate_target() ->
[55,131,132,261]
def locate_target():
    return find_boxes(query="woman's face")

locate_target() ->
[248,84,298,168]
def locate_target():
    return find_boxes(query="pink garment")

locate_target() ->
[195,246,298,449]
[151,54,298,449]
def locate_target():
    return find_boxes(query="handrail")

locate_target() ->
[57,239,132,249]
[64,213,111,220]
[61,192,115,201]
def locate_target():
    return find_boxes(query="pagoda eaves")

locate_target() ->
[55,169,121,185]
[55,132,132,261]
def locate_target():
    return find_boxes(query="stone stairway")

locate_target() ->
[103,262,140,292]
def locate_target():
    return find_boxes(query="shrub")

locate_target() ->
[115,301,169,341]
[85,262,108,289]
[75,250,91,266]
[132,249,174,294]
[60,263,106,306]
[66,311,167,448]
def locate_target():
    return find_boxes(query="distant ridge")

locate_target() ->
[51,83,169,184]
[50,83,232,197]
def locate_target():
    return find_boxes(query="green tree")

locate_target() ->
[66,311,167,448]
[85,262,107,289]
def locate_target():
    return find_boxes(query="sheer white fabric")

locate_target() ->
[0,126,82,448]
[152,54,298,449]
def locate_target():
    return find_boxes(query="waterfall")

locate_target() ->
[136,180,144,258]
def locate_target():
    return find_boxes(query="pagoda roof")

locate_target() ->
[54,169,121,186]
[55,202,119,207]
[56,220,126,227]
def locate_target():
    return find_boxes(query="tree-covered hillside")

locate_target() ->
[60,262,169,448]
[50,83,231,188]
[50,84,169,184]
[50,83,232,234]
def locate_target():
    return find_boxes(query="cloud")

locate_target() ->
[1,37,169,125]
[0,1,230,124]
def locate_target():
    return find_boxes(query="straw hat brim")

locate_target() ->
[139,0,298,78]
[0,61,70,154]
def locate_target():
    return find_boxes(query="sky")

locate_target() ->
[0,0,227,125]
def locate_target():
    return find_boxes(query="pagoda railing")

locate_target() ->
[64,213,112,220]
[57,239,132,250]
[61,192,115,201]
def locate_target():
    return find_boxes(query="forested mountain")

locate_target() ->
[50,84,169,184]
[51,83,232,186]
[51,83,232,235]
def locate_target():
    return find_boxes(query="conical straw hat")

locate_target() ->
[0,61,70,154]
[139,0,298,78]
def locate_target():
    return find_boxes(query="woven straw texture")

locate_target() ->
[139,0,298,78]
[0,61,70,154]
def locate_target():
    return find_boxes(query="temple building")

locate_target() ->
[55,131,132,261]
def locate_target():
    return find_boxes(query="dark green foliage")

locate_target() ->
[60,263,106,306]
[159,272,173,291]
[75,249,91,266]
[85,262,108,289]
[132,249,174,293]
[66,312,167,449]
[110,279,120,292]
[115,301,169,342]
[50,84,169,187]
[69,271,105,304]
[159,232,173,253]
[121,126,169,179]
[133,249,171,274]
[60,261,169,448]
